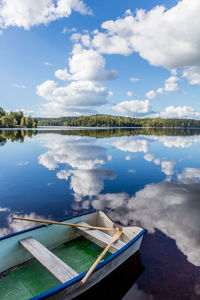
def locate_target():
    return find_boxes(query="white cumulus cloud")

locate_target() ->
[158,106,200,119]
[183,66,200,85]
[0,0,92,30]
[55,68,70,81]
[164,76,180,92]
[36,80,110,116]
[126,91,135,98]
[91,0,200,70]
[38,47,117,116]
[157,87,164,94]
[112,99,152,117]
[147,75,181,100]
[64,48,118,82]
[146,90,157,99]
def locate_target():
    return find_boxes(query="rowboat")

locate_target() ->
[0,210,146,299]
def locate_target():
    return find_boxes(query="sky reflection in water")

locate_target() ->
[0,129,200,299]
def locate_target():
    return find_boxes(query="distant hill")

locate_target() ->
[37,114,200,128]
[37,116,74,126]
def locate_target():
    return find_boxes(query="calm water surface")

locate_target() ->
[0,128,200,299]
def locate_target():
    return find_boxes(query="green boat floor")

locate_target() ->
[0,236,111,300]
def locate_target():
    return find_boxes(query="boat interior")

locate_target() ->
[0,211,142,299]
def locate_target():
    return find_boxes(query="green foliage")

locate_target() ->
[0,107,37,128]
[0,129,38,146]
[1,115,13,128]
[32,118,38,128]
[37,116,73,126]
[37,114,200,128]
[25,116,33,128]
[20,117,25,127]
[0,107,6,117]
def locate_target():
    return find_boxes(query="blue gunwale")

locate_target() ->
[0,210,96,241]
[0,210,146,300]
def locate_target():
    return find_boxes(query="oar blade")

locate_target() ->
[111,230,123,243]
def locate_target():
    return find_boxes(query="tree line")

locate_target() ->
[0,107,37,128]
[37,116,73,126]
[37,114,200,128]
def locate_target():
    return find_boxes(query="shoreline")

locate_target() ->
[1,126,200,131]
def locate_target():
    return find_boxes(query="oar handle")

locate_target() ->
[81,244,110,284]
[81,230,122,284]
[12,217,117,232]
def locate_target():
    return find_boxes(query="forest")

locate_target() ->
[0,107,37,128]
[37,114,200,128]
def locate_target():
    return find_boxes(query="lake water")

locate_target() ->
[0,128,200,299]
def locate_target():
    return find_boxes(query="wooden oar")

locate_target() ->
[80,230,123,285]
[12,217,117,232]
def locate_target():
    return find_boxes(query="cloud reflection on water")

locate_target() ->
[38,134,116,196]
[111,136,150,153]
[91,182,200,267]
[70,181,200,267]
[178,168,200,184]
[153,135,200,148]
[57,168,116,196]
[38,134,110,170]
[36,133,200,267]
[0,211,46,237]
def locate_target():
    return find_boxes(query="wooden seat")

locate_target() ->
[20,237,78,283]
[77,222,125,253]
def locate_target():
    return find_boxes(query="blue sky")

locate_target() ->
[0,0,200,119]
